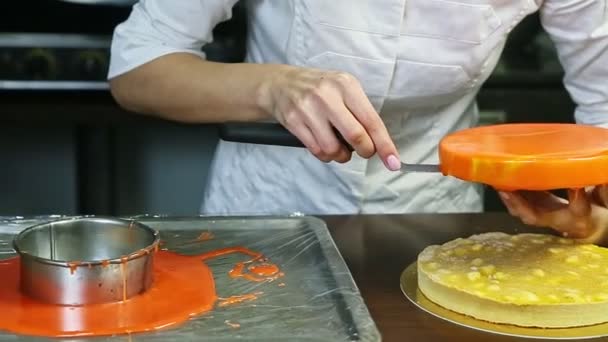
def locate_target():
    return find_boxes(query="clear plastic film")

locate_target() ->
[0,215,380,342]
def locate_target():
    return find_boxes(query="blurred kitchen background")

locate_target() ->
[0,0,574,216]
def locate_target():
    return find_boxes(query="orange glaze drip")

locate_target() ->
[101,260,110,268]
[218,292,263,307]
[67,262,80,275]
[0,251,216,338]
[120,257,128,302]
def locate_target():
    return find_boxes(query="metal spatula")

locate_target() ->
[218,122,440,172]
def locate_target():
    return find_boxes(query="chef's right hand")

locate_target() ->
[259,65,401,171]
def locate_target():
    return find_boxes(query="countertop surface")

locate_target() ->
[323,213,586,342]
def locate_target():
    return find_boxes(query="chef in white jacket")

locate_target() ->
[108,1,608,239]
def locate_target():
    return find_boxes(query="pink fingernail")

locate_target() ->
[499,192,510,200]
[386,155,401,171]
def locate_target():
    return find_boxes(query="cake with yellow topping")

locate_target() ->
[417,232,608,328]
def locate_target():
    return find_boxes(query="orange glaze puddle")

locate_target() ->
[0,245,282,338]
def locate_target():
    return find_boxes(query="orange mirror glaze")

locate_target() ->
[438,123,608,191]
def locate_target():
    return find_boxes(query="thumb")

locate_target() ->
[596,185,608,207]
[568,188,591,217]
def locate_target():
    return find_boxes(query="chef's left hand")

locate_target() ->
[498,186,608,242]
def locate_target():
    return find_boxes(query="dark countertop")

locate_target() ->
[323,213,574,342]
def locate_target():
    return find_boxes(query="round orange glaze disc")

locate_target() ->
[438,123,608,191]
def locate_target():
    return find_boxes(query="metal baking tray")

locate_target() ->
[0,215,381,342]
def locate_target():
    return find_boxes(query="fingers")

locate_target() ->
[498,191,540,226]
[304,110,352,163]
[519,191,565,212]
[286,122,338,163]
[592,184,608,207]
[280,93,351,164]
[568,188,591,217]
[273,68,398,168]
[499,189,597,239]
[327,102,375,159]
[337,73,401,171]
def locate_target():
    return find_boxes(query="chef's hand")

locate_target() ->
[261,65,401,171]
[498,186,608,242]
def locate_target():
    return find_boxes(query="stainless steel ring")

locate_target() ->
[13,216,160,306]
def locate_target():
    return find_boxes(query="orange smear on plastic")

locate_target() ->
[218,292,263,307]
[195,232,214,242]
[224,320,240,329]
[230,262,283,282]
[248,263,279,276]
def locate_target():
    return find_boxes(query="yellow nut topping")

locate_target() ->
[487,284,501,292]
[454,248,467,256]
[481,265,496,275]
[520,291,539,302]
[494,271,507,280]
[532,269,546,277]
[566,255,579,264]
[467,271,481,281]
[471,258,484,266]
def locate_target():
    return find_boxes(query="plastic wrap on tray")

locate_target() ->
[0,215,380,342]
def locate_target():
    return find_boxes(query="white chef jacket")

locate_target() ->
[108,0,608,216]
